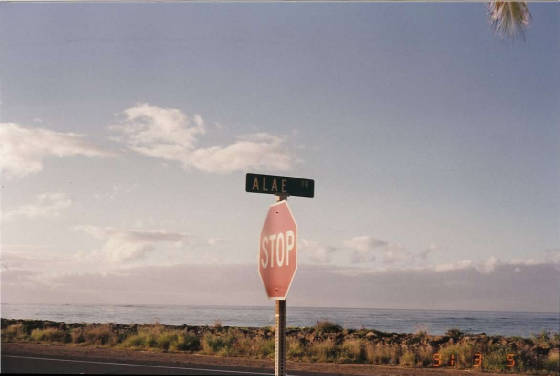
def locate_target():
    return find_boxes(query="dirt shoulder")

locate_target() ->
[2,342,521,376]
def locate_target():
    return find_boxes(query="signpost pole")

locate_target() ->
[275,193,287,376]
[275,299,286,376]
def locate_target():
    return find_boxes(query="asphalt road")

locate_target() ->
[1,354,327,375]
[2,354,275,375]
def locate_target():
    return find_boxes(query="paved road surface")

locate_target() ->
[1,354,327,375]
[2,343,512,376]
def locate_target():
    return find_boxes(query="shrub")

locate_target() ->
[123,334,145,347]
[83,324,116,345]
[310,338,338,362]
[445,328,464,339]
[364,342,376,364]
[399,350,416,367]
[439,343,475,368]
[176,332,201,352]
[368,344,401,365]
[414,345,434,366]
[315,321,343,334]
[202,332,235,355]
[3,324,26,340]
[287,337,305,360]
[543,348,559,373]
[30,328,67,342]
[410,330,428,345]
[70,327,86,343]
[532,330,551,346]
[482,346,510,372]
[121,326,157,348]
[254,337,275,359]
[339,339,367,363]
[157,332,179,351]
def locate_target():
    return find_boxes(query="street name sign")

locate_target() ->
[258,200,297,300]
[246,173,314,198]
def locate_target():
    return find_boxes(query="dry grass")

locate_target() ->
[30,328,68,343]
[367,343,401,365]
[2,319,558,373]
[438,343,475,368]
[4,324,26,340]
[338,339,367,363]
[399,350,416,367]
[309,338,338,363]
[414,344,434,367]
[287,337,306,360]
[83,324,117,345]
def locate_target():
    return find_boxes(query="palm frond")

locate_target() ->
[488,1,531,39]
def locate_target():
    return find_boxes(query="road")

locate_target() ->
[2,353,346,375]
[2,343,513,376]
[2,354,294,375]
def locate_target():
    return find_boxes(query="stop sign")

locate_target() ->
[258,200,297,300]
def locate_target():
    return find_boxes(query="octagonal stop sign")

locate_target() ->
[258,200,297,300]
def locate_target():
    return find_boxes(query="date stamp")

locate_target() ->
[432,352,517,368]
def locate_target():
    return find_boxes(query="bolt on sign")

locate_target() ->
[258,200,297,299]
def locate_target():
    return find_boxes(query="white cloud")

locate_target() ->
[110,104,294,173]
[475,256,499,273]
[2,262,559,312]
[3,192,72,221]
[343,235,386,263]
[433,259,473,272]
[299,239,337,264]
[344,235,418,265]
[207,238,223,246]
[0,122,114,179]
[93,184,137,201]
[344,235,387,253]
[544,249,560,269]
[75,226,189,264]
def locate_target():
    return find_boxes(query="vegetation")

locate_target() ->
[488,1,531,39]
[2,319,558,374]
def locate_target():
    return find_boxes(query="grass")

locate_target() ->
[30,327,68,343]
[439,343,475,368]
[2,318,558,374]
[399,350,416,367]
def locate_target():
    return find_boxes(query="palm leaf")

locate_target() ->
[488,1,531,39]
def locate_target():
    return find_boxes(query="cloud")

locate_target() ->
[110,104,294,173]
[207,238,223,246]
[544,249,560,270]
[299,239,337,264]
[344,235,421,265]
[75,226,189,263]
[0,122,114,179]
[343,235,386,263]
[476,256,499,273]
[2,262,559,312]
[0,250,76,289]
[433,259,474,272]
[93,184,137,201]
[3,192,72,221]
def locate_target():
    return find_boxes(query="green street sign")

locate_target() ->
[245,173,314,198]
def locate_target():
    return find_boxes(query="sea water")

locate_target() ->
[2,303,558,337]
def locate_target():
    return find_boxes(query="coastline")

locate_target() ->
[2,319,558,374]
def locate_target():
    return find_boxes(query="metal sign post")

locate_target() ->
[275,193,287,376]
[275,299,286,376]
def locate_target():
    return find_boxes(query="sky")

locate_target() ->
[1,2,559,312]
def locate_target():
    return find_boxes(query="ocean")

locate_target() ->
[2,303,558,337]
